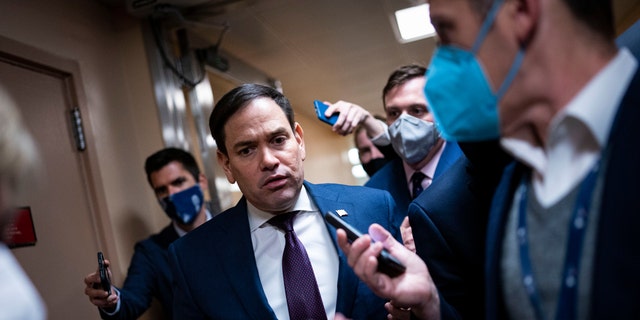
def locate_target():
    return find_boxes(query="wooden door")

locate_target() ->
[0,37,112,319]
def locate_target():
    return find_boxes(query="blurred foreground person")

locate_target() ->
[339,0,640,319]
[0,87,46,319]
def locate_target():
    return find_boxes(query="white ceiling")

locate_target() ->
[183,0,435,119]
[107,0,639,120]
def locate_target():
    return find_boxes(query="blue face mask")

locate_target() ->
[424,0,524,142]
[159,184,204,225]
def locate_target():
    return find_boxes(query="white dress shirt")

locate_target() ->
[249,186,339,320]
[501,48,638,207]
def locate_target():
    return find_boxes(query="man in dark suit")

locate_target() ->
[336,0,640,319]
[407,141,511,319]
[84,147,214,319]
[168,83,399,319]
[364,65,463,225]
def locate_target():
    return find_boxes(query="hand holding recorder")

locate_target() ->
[325,211,405,277]
[332,215,442,320]
[313,100,383,136]
[83,252,118,311]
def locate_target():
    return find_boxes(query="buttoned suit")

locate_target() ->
[169,181,399,319]
[485,69,640,319]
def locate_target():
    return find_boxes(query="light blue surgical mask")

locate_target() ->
[158,184,204,225]
[424,0,524,142]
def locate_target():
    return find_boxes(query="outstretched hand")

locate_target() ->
[324,100,383,136]
[336,223,441,320]
[83,259,118,311]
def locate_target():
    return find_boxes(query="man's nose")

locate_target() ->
[259,148,279,170]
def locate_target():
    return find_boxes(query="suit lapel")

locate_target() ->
[485,161,526,319]
[433,141,463,180]
[590,69,640,318]
[212,199,276,320]
[304,182,360,315]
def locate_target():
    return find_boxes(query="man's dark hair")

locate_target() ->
[209,83,295,155]
[469,0,614,40]
[382,64,427,108]
[563,0,614,39]
[144,147,200,186]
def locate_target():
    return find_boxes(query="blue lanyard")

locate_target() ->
[517,160,601,320]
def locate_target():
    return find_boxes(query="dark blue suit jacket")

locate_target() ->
[168,181,399,319]
[366,142,463,229]
[485,68,640,319]
[408,140,511,320]
[100,224,178,320]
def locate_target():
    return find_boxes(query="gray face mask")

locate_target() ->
[388,113,439,165]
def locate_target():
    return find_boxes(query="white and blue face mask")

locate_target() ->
[158,184,204,225]
[424,0,525,142]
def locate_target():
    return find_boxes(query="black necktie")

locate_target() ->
[411,171,427,199]
[268,212,327,320]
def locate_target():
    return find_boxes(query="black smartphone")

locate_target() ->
[97,252,111,295]
[325,211,406,277]
[313,100,339,125]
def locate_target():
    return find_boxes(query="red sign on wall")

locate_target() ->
[4,207,37,248]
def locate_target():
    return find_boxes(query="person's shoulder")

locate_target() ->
[307,183,391,200]
[135,223,177,250]
[365,158,403,186]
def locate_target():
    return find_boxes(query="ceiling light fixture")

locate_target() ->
[392,3,436,43]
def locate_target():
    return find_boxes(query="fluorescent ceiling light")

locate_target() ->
[393,4,436,43]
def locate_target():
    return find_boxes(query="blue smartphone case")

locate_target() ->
[313,100,339,125]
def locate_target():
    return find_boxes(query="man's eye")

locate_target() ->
[411,109,426,117]
[273,136,287,145]
[238,147,253,156]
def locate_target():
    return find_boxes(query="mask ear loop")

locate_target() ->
[471,0,505,53]
[470,0,525,100]
[496,49,524,99]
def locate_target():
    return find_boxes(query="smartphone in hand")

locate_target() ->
[96,252,111,295]
[313,100,339,125]
[325,211,406,277]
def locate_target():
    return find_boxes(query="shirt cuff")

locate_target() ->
[100,287,121,316]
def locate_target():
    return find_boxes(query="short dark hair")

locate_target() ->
[209,84,295,155]
[144,147,200,186]
[382,64,427,108]
[467,0,613,39]
[562,0,614,39]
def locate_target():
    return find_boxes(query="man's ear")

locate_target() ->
[197,173,208,191]
[216,150,236,184]
[513,0,539,47]
[294,122,306,161]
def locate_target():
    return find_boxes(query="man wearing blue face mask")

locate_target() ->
[83,147,215,320]
[335,0,640,319]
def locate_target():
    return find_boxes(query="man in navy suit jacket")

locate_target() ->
[336,0,640,319]
[407,140,511,319]
[84,148,215,319]
[365,65,463,218]
[169,83,399,319]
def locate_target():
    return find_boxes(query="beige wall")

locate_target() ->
[0,0,167,287]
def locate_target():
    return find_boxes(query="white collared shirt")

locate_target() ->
[249,186,339,320]
[501,48,638,207]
